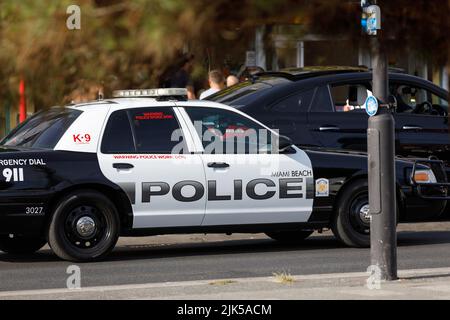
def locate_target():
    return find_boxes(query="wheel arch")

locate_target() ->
[44,183,133,234]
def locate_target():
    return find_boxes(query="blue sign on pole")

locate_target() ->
[365,96,379,117]
[368,17,377,32]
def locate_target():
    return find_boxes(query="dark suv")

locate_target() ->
[208,67,450,178]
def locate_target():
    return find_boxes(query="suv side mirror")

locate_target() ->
[277,135,294,153]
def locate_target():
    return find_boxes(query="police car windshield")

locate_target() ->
[207,77,288,106]
[1,108,82,149]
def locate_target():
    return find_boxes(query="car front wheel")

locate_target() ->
[48,190,120,262]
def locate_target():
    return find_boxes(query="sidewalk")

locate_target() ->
[1,267,450,300]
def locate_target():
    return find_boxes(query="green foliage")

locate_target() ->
[0,0,447,109]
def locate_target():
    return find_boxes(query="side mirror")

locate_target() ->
[277,135,294,153]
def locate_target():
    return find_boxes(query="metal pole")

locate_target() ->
[368,36,398,281]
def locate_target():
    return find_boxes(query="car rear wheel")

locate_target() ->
[332,181,371,248]
[0,235,47,254]
[48,190,120,262]
[266,230,314,243]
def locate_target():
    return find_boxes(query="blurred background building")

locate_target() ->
[0,0,448,135]
[250,25,448,89]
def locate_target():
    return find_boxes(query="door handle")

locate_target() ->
[207,162,230,168]
[113,163,134,169]
[319,126,340,131]
[402,126,423,130]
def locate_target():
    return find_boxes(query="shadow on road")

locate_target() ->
[0,235,344,264]
[397,230,450,246]
[401,273,450,281]
[0,230,449,264]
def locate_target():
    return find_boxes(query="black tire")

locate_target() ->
[266,230,314,243]
[47,190,120,262]
[0,235,47,254]
[332,181,371,248]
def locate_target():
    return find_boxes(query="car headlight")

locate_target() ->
[413,169,437,184]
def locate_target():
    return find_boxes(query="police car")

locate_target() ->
[0,88,447,261]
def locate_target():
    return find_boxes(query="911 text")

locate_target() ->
[2,168,24,182]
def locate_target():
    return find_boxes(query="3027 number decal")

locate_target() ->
[25,207,44,215]
[3,168,24,182]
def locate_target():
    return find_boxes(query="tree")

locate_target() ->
[0,0,448,113]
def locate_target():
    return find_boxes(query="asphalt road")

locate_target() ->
[1,222,450,292]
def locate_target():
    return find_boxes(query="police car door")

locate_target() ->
[177,105,314,226]
[97,103,206,229]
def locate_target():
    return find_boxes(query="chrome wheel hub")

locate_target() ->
[76,216,96,238]
[359,204,371,224]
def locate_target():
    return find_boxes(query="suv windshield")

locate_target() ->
[1,108,82,149]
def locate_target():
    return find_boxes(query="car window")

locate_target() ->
[101,107,187,154]
[1,108,82,149]
[309,86,334,112]
[390,83,448,116]
[130,108,187,153]
[270,88,315,113]
[185,107,274,154]
[101,110,135,153]
[330,83,373,112]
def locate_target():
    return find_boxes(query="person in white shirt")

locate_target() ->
[199,70,225,99]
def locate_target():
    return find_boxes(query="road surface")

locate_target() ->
[1,222,449,292]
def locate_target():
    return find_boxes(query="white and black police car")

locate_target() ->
[0,88,447,261]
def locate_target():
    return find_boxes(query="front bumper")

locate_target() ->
[399,159,448,221]
[411,159,450,200]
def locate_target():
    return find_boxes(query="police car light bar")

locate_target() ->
[112,88,188,98]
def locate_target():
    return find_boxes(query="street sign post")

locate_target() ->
[362,1,398,281]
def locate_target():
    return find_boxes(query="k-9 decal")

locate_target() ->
[2,168,24,182]
[73,133,91,144]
